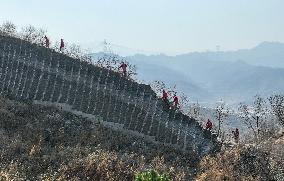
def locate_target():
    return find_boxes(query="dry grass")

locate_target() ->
[196,140,284,181]
[2,96,282,180]
[0,97,195,180]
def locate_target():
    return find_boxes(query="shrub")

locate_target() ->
[0,21,17,37]
[135,170,171,181]
[20,25,46,45]
[196,143,284,181]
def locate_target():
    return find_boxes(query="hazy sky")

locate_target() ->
[1,0,283,54]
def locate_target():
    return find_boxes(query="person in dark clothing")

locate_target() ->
[206,119,213,131]
[60,39,64,52]
[232,128,239,143]
[162,90,170,109]
[173,95,179,108]
[119,62,127,76]
[44,35,50,48]
[162,90,168,101]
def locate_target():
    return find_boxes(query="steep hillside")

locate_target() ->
[0,35,218,156]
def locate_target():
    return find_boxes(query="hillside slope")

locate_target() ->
[0,35,218,156]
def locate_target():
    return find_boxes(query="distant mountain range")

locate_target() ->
[90,42,284,106]
[176,41,284,68]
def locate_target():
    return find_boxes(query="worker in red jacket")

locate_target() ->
[119,62,127,76]
[206,119,213,130]
[60,39,64,52]
[172,95,179,108]
[44,35,50,48]
[162,90,168,101]
[232,128,240,143]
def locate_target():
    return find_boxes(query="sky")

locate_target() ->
[0,0,284,55]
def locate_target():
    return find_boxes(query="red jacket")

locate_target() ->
[162,90,168,100]
[173,96,178,103]
[120,63,127,71]
[44,36,50,48]
[60,39,64,49]
[173,96,179,107]
[206,119,212,129]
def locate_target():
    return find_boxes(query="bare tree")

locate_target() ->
[189,101,201,120]
[179,93,190,114]
[150,81,167,95]
[96,40,120,69]
[238,95,268,140]
[66,43,82,59]
[126,62,137,78]
[20,25,46,45]
[215,101,229,136]
[95,40,137,78]
[269,95,284,127]
[55,41,92,64]
[20,25,36,42]
[150,81,175,101]
[81,54,93,64]
[0,21,17,37]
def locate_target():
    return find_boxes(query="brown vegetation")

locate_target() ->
[196,136,284,181]
[0,97,196,180]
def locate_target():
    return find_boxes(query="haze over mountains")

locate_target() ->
[91,42,284,106]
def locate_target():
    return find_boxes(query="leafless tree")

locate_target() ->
[66,43,82,59]
[238,95,268,140]
[55,42,92,64]
[81,54,92,64]
[215,101,229,136]
[179,93,190,113]
[126,62,137,78]
[269,95,284,127]
[95,41,137,78]
[97,53,120,70]
[189,101,201,120]
[0,21,17,37]
[20,25,46,45]
[151,81,166,95]
[95,40,120,69]
[20,25,36,41]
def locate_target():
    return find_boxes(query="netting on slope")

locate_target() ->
[0,36,218,155]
